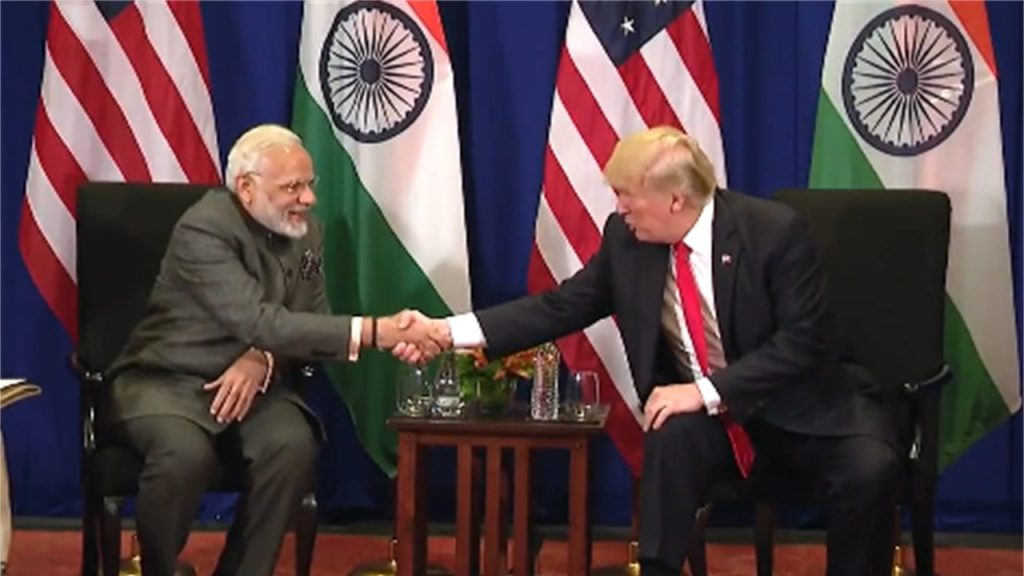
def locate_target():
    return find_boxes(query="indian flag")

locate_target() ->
[809,1,1020,468]
[292,0,470,475]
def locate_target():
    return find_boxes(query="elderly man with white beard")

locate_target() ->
[103,124,448,576]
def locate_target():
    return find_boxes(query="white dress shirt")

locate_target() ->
[662,197,725,413]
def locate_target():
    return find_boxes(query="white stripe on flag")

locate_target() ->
[692,0,711,38]
[42,51,123,181]
[56,0,186,180]
[564,2,644,139]
[548,95,617,228]
[640,31,727,185]
[25,146,77,280]
[136,0,220,168]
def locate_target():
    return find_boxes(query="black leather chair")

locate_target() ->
[690,188,952,576]
[75,182,319,576]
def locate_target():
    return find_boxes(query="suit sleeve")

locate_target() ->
[709,214,832,418]
[169,217,353,362]
[476,217,618,357]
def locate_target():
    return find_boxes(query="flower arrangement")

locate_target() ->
[454,347,537,414]
[454,347,536,382]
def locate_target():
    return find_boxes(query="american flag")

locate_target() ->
[528,0,727,474]
[19,0,221,340]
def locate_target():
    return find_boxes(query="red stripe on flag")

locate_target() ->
[46,5,150,182]
[109,4,219,183]
[666,10,721,124]
[555,48,619,168]
[33,107,84,217]
[542,147,603,262]
[526,244,559,296]
[167,1,214,92]
[617,52,682,130]
[528,247,644,474]
[18,203,78,341]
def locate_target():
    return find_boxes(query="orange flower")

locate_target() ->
[455,347,537,382]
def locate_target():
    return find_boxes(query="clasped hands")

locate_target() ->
[375,309,452,364]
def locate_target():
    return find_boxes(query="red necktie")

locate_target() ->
[674,243,755,478]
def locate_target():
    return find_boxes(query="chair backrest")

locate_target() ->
[77,182,209,373]
[773,189,951,397]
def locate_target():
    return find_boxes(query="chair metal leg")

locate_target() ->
[910,485,935,576]
[81,485,101,576]
[687,503,711,576]
[910,388,941,576]
[754,502,774,576]
[295,492,318,576]
[100,496,123,576]
[891,507,905,576]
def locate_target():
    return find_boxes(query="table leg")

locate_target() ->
[396,433,427,576]
[484,445,507,576]
[568,440,591,576]
[512,446,533,576]
[456,444,480,576]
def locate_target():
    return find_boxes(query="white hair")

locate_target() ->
[224,124,304,192]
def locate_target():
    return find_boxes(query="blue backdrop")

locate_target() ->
[1,1,1020,533]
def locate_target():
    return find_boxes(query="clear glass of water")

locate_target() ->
[396,365,432,417]
[432,352,464,418]
[564,370,600,421]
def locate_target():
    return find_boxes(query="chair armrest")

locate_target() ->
[901,364,952,396]
[70,352,106,452]
[901,364,951,463]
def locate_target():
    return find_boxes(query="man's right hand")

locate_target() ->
[374,310,452,363]
[204,348,269,424]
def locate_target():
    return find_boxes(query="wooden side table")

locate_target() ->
[389,405,608,576]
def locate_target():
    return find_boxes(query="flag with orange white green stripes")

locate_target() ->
[809,1,1020,468]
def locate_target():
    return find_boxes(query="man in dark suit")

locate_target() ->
[105,124,438,576]
[402,127,899,575]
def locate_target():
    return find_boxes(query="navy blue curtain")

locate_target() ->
[1,0,1020,532]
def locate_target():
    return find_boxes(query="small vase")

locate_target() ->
[475,378,515,416]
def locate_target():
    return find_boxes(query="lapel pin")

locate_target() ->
[300,249,323,280]
[721,253,733,266]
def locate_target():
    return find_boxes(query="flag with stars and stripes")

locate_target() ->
[528,0,727,474]
[19,0,221,341]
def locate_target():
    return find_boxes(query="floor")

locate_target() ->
[5,528,1022,575]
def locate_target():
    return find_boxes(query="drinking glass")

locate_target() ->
[432,352,465,418]
[564,370,600,421]
[395,365,432,417]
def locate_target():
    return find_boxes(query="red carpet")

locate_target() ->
[5,529,1021,575]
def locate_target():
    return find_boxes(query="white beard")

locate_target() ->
[249,192,308,239]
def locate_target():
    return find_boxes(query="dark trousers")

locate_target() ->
[112,400,317,576]
[638,412,899,576]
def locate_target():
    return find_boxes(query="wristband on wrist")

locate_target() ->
[370,316,378,349]
[259,350,274,393]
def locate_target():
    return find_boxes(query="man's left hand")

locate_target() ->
[643,383,705,431]
[204,348,269,423]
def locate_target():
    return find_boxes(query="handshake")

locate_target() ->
[371,310,453,364]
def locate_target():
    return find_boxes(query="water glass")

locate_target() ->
[564,371,600,421]
[432,352,465,418]
[395,365,432,417]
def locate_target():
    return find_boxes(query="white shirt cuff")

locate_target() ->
[695,377,722,415]
[348,316,363,362]
[447,313,487,348]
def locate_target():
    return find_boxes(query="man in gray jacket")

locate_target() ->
[105,125,438,576]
